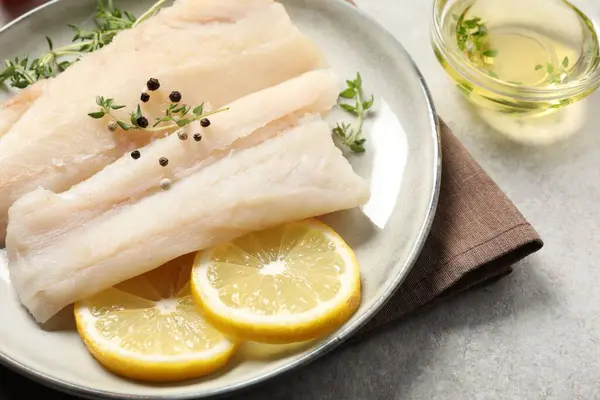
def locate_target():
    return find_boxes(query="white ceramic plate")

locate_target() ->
[0,0,441,398]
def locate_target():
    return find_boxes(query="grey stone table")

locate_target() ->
[1,1,600,399]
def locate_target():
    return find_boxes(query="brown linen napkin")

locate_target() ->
[359,120,543,334]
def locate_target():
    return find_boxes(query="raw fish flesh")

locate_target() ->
[0,82,46,138]
[7,117,370,323]
[0,0,325,242]
[9,70,339,241]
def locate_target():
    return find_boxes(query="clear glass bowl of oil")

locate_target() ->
[432,0,600,144]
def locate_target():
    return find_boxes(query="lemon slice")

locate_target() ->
[191,219,361,344]
[74,254,237,382]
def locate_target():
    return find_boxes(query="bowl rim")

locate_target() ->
[431,0,600,102]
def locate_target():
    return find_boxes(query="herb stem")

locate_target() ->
[56,50,87,56]
[351,90,365,144]
[55,28,121,53]
[57,42,92,52]
[133,0,169,27]
[96,100,230,133]
[136,107,229,132]
[14,65,35,84]
[1,1,169,89]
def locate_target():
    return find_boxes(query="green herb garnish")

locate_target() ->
[456,82,474,97]
[454,14,498,60]
[0,0,168,90]
[535,56,570,84]
[332,73,374,154]
[482,49,498,58]
[89,95,228,132]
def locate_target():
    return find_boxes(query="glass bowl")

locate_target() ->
[431,0,600,118]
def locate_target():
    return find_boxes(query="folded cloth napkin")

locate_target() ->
[359,120,543,334]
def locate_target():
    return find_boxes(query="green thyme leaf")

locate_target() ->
[482,49,498,57]
[456,82,473,96]
[349,143,366,153]
[464,19,478,29]
[340,104,358,114]
[87,111,105,119]
[117,121,132,130]
[339,88,356,99]
[562,56,569,68]
[355,73,362,89]
[192,104,204,116]
[362,94,375,110]
[134,104,142,120]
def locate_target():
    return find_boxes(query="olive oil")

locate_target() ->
[476,22,579,87]
[434,0,600,116]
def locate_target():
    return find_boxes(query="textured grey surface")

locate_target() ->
[2,0,600,399]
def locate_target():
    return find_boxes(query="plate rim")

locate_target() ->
[0,0,442,398]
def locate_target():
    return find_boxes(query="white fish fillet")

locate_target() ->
[0,82,46,138]
[9,70,339,245]
[7,118,370,323]
[0,0,325,241]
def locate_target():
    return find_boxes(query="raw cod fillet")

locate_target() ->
[7,118,371,323]
[0,82,46,138]
[9,69,340,247]
[0,0,325,242]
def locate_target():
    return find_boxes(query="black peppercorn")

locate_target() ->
[200,118,211,127]
[169,91,182,103]
[146,78,160,91]
[131,150,141,160]
[159,157,169,167]
[136,116,149,128]
[193,133,202,142]
[140,92,150,102]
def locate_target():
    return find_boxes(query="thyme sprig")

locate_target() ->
[0,0,168,89]
[332,73,374,154]
[454,14,498,64]
[535,56,570,84]
[88,96,228,132]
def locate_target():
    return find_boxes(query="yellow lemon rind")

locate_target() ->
[191,278,361,344]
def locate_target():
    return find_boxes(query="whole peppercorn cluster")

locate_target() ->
[93,77,223,191]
